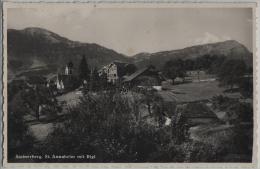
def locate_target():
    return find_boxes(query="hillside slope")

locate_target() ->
[8,27,130,76]
[8,27,252,79]
[133,40,252,68]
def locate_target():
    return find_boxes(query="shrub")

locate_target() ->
[8,109,35,161]
[40,91,177,162]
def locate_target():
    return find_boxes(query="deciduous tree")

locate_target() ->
[163,59,186,84]
[218,59,247,89]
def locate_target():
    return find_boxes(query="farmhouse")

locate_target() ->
[185,70,215,82]
[99,61,135,84]
[123,65,162,87]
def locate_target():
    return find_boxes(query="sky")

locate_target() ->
[7,6,253,56]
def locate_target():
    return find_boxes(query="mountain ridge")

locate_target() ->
[8,27,252,79]
[8,27,130,77]
[132,40,252,68]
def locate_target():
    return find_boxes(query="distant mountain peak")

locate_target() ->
[19,27,72,44]
[7,27,130,77]
[133,40,252,68]
[21,27,58,38]
[22,27,51,33]
[7,27,252,79]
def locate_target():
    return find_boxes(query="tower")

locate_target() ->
[65,61,73,75]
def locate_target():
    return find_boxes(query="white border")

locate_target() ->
[2,2,260,169]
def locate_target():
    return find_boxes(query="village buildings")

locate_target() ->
[123,65,164,87]
[98,61,136,84]
[47,61,79,92]
[56,61,74,90]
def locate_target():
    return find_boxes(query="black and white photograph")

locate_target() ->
[3,3,256,165]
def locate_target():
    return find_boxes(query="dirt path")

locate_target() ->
[29,122,54,141]
[27,90,82,142]
[189,124,233,142]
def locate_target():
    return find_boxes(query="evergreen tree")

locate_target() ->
[79,55,90,83]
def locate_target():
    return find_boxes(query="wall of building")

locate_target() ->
[107,64,118,83]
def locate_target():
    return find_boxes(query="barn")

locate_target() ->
[123,65,162,87]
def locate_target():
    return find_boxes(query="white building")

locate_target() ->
[99,61,133,84]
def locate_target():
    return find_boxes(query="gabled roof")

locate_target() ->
[113,61,128,68]
[107,61,135,77]
[123,65,157,82]
[107,61,128,69]
[46,74,57,81]
[181,103,217,119]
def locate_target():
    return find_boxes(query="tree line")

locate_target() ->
[162,54,252,97]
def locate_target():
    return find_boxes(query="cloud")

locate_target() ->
[8,7,251,54]
[193,32,231,45]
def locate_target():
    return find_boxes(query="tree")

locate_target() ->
[8,89,36,161]
[39,91,180,162]
[79,55,90,83]
[194,57,204,80]
[141,89,156,115]
[99,73,108,90]
[22,85,60,121]
[218,59,247,89]
[89,67,100,91]
[152,98,165,127]
[208,55,226,74]
[184,59,195,71]
[163,59,186,84]
[8,109,35,161]
[239,76,253,98]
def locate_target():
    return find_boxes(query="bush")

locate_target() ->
[39,91,180,162]
[239,77,253,98]
[8,109,35,161]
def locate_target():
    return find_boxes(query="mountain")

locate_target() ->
[8,27,130,78]
[133,40,253,68]
[8,27,252,80]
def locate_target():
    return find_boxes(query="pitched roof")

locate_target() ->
[46,74,57,81]
[113,61,128,67]
[108,61,136,77]
[123,65,156,82]
[181,103,218,119]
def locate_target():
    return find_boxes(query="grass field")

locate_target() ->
[158,81,241,103]
[29,123,54,141]
[56,90,83,108]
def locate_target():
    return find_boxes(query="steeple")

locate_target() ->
[65,61,73,75]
